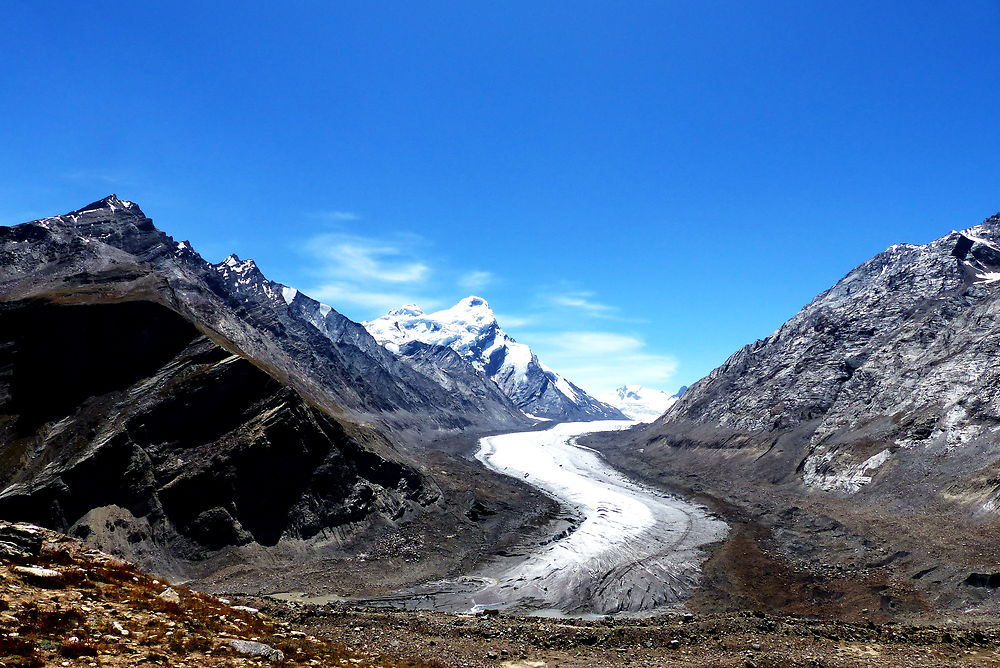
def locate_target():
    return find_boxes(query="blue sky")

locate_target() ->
[2,2,999,395]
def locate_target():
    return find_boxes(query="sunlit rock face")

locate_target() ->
[644,213,1000,503]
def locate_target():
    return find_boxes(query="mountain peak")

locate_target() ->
[458,295,490,310]
[599,384,679,422]
[389,304,424,317]
[219,253,259,270]
[364,297,626,421]
[72,194,143,216]
[436,296,496,327]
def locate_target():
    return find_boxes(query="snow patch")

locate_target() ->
[975,272,1000,285]
[281,286,299,305]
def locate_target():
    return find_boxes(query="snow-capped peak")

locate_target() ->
[432,295,497,326]
[363,296,503,360]
[364,297,627,421]
[217,254,261,275]
[388,304,425,317]
[599,384,681,423]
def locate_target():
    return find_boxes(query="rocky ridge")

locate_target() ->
[647,213,1000,498]
[0,196,537,586]
[599,212,1000,614]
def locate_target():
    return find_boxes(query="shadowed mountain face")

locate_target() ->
[0,196,529,437]
[0,297,430,575]
[0,196,530,578]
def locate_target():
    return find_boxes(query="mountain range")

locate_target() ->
[7,194,1000,617]
[0,196,589,586]
[364,299,625,421]
[598,384,686,422]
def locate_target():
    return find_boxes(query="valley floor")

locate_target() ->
[249,598,1000,667]
[357,421,727,615]
[7,521,1000,667]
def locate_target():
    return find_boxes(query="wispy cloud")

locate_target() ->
[306,281,438,314]
[524,330,678,396]
[459,270,494,291]
[495,313,534,329]
[305,233,429,283]
[549,291,616,316]
[296,229,481,319]
[314,210,361,221]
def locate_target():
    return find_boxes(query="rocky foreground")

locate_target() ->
[4,521,1000,667]
[0,521,430,667]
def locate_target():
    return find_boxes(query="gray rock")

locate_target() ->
[0,523,43,560]
[229,639,284,661]
[642,211,1000,504]
[0,197,437,567]
[158,588,181,604]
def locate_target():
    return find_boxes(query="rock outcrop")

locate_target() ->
[604,213,1000,613]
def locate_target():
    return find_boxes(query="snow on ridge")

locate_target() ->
[363,296,597,412]
[599,384,679,423]
[363,295,501,364]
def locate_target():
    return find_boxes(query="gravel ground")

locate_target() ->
[252,599,1000,667]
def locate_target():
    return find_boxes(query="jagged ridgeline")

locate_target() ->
[0,196,541,576]
[643,213,1000,499]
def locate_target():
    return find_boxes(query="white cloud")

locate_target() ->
[495,313,534,330]
[524,330,678,396]
[549,291,616,315]
[557,331,644,354]
[306,282,439,314]
[305,233,429,284]
[459,270,494,291]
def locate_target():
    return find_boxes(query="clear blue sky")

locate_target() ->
[2,2,999,394]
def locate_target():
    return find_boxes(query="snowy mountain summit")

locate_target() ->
[599,384,684,423]
[365,297,626,421]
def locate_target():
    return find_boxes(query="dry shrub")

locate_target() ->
[0,635,37,657]
[19,604,85,635]
[58,639,99,658]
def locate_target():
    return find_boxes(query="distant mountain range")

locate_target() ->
[364,298,626,421]
[598,384,686,422]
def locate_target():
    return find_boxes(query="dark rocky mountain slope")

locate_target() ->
[0,196,540,586]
